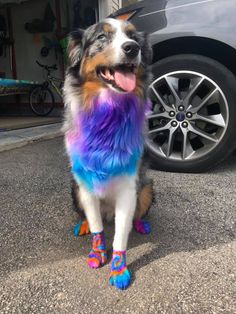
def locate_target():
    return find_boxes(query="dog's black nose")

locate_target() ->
[122,41,140,58]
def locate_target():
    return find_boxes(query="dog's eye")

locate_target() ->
[97,34,106,41]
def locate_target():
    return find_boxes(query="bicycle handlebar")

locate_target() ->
[36,60,57,71]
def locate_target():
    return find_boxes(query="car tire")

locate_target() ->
[147,54,236,172]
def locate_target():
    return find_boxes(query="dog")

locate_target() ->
[63,18,153,290]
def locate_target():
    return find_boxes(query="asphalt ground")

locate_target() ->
[0,138,235,313]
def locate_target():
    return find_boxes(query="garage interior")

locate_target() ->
[0,0,99,131]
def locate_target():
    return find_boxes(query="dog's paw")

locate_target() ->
[133,219,151,234]
[109,251,131,290]
[109,267,131,290]
[87,231,107,268]
[73,220,90,236]
[87,250,107,268]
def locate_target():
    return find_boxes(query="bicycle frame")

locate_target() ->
[47,75,63,98]
[36,60,64,99]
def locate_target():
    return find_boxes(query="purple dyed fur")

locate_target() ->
[133,219,151,234]
[66,90,151,191]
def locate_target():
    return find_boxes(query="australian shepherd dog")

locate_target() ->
[63,18,153,290]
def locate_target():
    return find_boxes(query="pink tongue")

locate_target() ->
[114,70,136,92]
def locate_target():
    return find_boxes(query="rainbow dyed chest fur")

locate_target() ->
[66,90,149,192]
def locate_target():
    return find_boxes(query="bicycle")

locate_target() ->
[29,60,63,116]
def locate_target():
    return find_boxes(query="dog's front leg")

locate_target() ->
[109,177,137,290]
[79,185,107,268]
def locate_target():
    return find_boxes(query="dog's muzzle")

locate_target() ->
[122,41,140,59]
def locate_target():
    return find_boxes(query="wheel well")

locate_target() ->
[152,37,236,77]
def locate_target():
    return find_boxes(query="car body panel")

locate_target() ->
[111,0,236,50]
[111,0,236,171]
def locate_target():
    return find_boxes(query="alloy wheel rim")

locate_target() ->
[147,70,229,161]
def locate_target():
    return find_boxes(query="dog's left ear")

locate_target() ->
[67,29,84,66]
[137,32,153,66]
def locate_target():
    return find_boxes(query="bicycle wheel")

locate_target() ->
[29,86,55,116]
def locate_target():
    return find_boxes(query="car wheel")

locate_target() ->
[147,54,236,172]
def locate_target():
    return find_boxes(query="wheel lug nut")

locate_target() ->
[169,111,175,117]
[182,121,188,128]
[186,112,192,118]
[171,121,178,127]
[178,105,184,111]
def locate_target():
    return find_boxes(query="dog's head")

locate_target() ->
[67,18,152,99]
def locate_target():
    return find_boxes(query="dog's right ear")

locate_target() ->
[67,29,84,66]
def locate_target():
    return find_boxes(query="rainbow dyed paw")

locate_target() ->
[73,220,90,236]
[87,231,107,269]
[87,250,107,268]
[109,267,131,290]
[109,251,131,290]
[133,219,151,234]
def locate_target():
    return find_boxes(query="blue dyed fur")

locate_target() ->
[109,268,131,290]
[69,91,148,192]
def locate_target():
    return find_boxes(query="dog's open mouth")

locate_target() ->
[97,64,137,93]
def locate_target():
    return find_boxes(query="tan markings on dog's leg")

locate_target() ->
[135,183,153,219]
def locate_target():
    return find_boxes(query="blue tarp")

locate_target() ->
[0,78,40,95]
